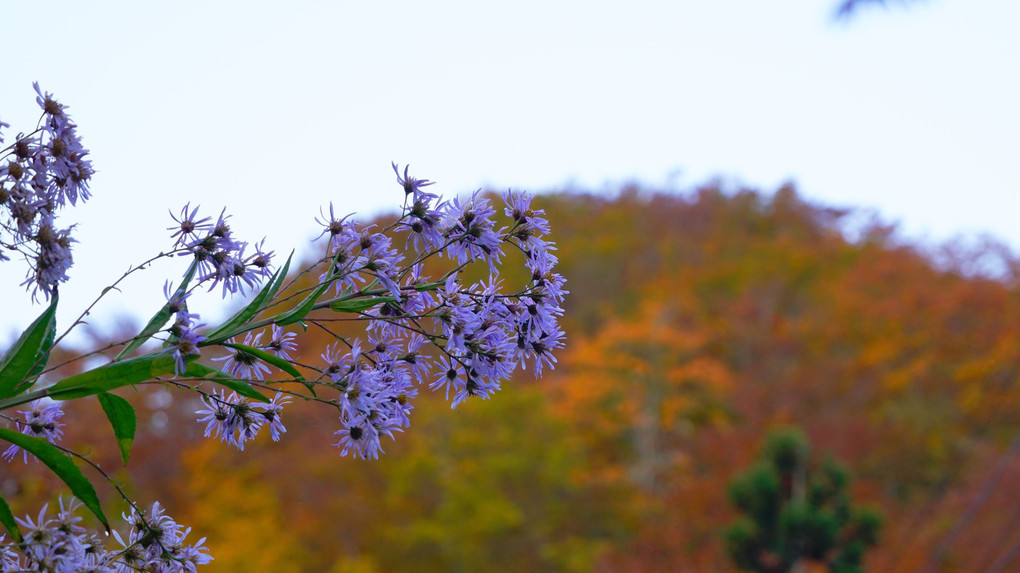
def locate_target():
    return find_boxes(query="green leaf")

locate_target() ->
[97,393,137,465]
[0,428,109,532]
[115,261,199,361]
[207,376,272,402]
[330,296,396,314]
[271,280,331,327]
[0,495,21,543]
[48,353,179,400]
[49,353,271,403]
[0,293,58,399]
[184,361,271,403]
[203,251,294,344]
[221,342,305,381]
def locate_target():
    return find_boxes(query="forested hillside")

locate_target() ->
[10,183,1020,571]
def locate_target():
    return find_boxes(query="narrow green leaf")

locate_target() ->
[97,393,137,465]
[0,428,109,532]
[221,342,305,381]
[48,353,271,404]
[48,353,178,400]
[115,304,173,361]
[0,495,21,543]
[203,251,294,344]
[207,377,272,402]
[115,262,199,361]
[0,292,58,399]
[329,296,396,314]
[49,353,249,401]
[184,361,271,403]
[271,280,331,327]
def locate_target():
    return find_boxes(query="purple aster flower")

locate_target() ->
[522,296,558,334]
[195,390,264,450]
[441,190,505,273]
[195,390,234,441]
[117,502,212,571]
[400,264,437,312]
[213,332,271,380]
[168,325,205,375]
[163,279,195,317]
[436,275,482,354]
[382,368,417,428]
[0,538,17,569]
[400,334,432,381]
[451,370,499,408]
[2,401,65,463]
[43,122,93,207]
[20,214,75,302]
[392,161,436,202]
[314,202,358,252]
[356,231,404,299]
[504,189,551,238]
[33,82,67,119]
[208,207,237,251]
[168,203,212,247]
[245,238,275,280]
[12,499,99,571]
[429,356,464,400]
[179,207,272,298]
[253,393,292,441]
[367,329,402,362]
[337,366,379,421]
[320,341,358,383]
[263,324,297,361]
[335,414,383,460]
[518,327,564,378]
[400,195,446,254]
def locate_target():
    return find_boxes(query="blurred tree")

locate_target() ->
[176,440,306,573]
[555,298,734,494]
[38,185,1020,571]
[366,386,628,573]
[724,428,883,573]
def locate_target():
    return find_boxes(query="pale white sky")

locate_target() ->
[2,0,1019,344]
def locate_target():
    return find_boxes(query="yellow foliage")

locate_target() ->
[175,440,305,573]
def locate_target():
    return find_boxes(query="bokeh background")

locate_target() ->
[4,1,1020,571]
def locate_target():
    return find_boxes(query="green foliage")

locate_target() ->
[724,428,882,572]
[0,428,109,532]
[0,495,21,543]
[97,391,137,465]
[0,293,58,398]
[31,184,1020,570]
[202,252,293,343]
[115,260,198,361]
[368,387,623,573]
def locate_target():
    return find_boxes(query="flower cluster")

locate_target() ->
[164,282,206,374]
[167,204,276,298]
[196,391,291,450]
[286,166,568,457]
[0,499,211,572]
[0,83,93,301]
[113,502,212,571]
[167,164,566,462]
[322,340,419,459]
[1,83,567,572]
[1,400,64,463]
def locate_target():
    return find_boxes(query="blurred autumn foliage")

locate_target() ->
[6,182,1020,571]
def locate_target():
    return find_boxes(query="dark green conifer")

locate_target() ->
[724,428,883,572]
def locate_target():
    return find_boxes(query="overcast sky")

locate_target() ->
[2,0,1018,344]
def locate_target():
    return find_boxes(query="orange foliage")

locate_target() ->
[22,183,1020,571]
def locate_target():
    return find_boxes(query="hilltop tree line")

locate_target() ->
[8,182,1020,571]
